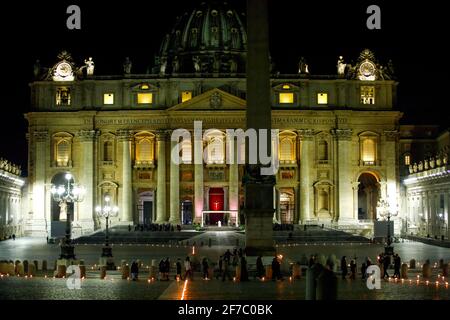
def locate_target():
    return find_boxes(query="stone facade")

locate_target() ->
[24,2,403,237]
[0,158,25,240]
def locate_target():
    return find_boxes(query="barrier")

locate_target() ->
[401,263,408,279]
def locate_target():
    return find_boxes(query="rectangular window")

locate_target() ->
[137,93,153,104]
[181,91,192,103]
[103,93,114,105]
[279,93,294,104]
[362,138,376,164]
[317,93,328,105]
[361,86,375,105]
[56,87,71,106]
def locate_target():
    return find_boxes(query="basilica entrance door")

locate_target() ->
[143,201,153,225]
[208,188,224,225]
[182,200,193,225]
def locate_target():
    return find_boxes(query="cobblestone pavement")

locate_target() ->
[1,236,450,300]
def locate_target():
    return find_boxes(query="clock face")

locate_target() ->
[359,61,376,80]
[56,62,72,77]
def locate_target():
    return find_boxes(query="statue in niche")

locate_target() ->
[160,57,167,75]
[228,57,237,73]
[298,57,309,74]
[151,56,160,74]
[33,59,41,79]
[436,155,442,167]
[413,163,418,173]
[213,54,221,73]
[337,56,346,75]
[123,57,132,74]
[84,57,95,76]
[424,159,429,170]
[59,201,67,221]
[429,157,435,169]
[418,161,423,171]
[193,56,201,73]
[409,165,413,174]
[172,56,180,73]
[443,153,448,165]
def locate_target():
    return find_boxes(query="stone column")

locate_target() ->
[352,182,360,220]
[332,129,354,225]
[169,137,180,224]
[194,133,204,224]
[156,131,167,223]
[446,193,449,240]
[118,130,133,223]
[29,131,48,237]
[229,138,239,223]
[78,130,97,233]
[298,129,314,224]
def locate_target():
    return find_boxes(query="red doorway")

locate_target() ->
[209,188,224,225]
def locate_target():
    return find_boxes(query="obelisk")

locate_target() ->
[244,0,276,256]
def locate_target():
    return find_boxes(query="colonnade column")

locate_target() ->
[194,132,204,224]
[298,129,314,224]
[118,130,133,223]
[169,136,180,224]
[156,131,167,223]
[78,130,97,233]
[229,136,239,226]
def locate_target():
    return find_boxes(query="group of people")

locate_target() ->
[216,248,249,281]
[340,252,403,280]
[158,258,171,280]
[129,224,182,232]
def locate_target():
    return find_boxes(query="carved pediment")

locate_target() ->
[168,88,246,112]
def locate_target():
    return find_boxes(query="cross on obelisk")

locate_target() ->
[244,0,276,256]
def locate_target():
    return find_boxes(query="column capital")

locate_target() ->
[383,130,399,141]
[331,128,353,141]
[117,130,134,142]
[297,129,314,141]
[77,130,99,142]
[156,130,168,141]
[33,130,48,142]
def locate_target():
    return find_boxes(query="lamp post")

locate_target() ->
[51,173,84,260]
[377,198,398,255]
[96,195,119,269]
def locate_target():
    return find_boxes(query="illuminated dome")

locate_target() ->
[154,1,247,75]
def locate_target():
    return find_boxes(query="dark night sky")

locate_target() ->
[0,0,448,173]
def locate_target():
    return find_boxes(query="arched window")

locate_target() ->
[207,137,225,164]
[56,140,70,167]
[181,139,192,164]
[318,140,328,161]
[103,141,113,162]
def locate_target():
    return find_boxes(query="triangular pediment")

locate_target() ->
[168,88,246,111]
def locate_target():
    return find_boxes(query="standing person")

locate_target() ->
[159,259,165,281]
[222,255,232,281]
[184,256,193,280]
[393,254,401,278]
[308,255,315,267]
[223,249,232,263]
[176,258,182,280]
[271,256,283,280]
[202,257,209,280]
[240,255,249,281]
[216,256,223,280]
[361,262,367,280]
[340,256,348,280]
[164,258,170,280]
[12,234,15,241]
[350,259,356,280]
[256,256,265,279]
[383,254,390,279]
[130,261,139,281]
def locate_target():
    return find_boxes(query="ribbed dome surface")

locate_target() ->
[155,1,247,75]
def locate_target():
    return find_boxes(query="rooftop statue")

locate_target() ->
[84,57,95,76]
[33,59,41,79]
[193,56,201,73]
[337,56,346,75]
[123,57,132,74]
[298,57,309,74]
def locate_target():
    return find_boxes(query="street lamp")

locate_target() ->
[51,173,84,260]
[96,195,119,269]
[377,198,398,255]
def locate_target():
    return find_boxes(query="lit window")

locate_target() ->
[207,138,224,164]
[181,91,192,103]
[103,93,114,105]
[137,93,153,104]
[280,139,294,161]
[282,84,291,89]
[362,138,376,164]
[140,84,150,90]
[361,86,375,105]
[279,93,294,104]
[404,155,411,166]
[317,93,328,105]
[137,139,153,161]
[181,139,192,164]
[318,140,328,160]
[56,87,71,106]
[56,140,70,167]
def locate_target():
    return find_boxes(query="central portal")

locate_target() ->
[208,188,224,225]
